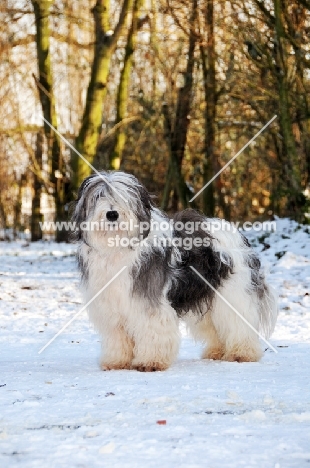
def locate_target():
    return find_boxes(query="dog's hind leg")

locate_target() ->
[130,306,180,372]
[100,325,134,370]
[185,313,226,360]
[211,282,263,362]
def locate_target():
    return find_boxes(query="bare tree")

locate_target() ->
[73,0,134,190]
[31,0,66,240]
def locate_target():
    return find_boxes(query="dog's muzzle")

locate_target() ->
[106,210,119,222]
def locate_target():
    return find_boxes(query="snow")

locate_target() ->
[0,218,310,467]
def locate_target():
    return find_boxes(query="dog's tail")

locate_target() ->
[259,282,278,339]
[243,244,278,339]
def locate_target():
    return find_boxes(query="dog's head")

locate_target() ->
[71,171,154,248]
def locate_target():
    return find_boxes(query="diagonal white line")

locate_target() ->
[42,116,128,203]
[38,266,127,354]
[189,115,277,202]
[189,266,278,353]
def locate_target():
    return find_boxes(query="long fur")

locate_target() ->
[71,171,278,371]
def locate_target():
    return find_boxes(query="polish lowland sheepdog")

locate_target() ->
[71,171,278,371]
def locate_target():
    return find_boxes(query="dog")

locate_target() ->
[71,171,278,371]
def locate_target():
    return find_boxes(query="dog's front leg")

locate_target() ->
[100,325,134,371]
[130,309,180,372]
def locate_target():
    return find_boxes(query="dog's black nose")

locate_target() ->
[106,210,119,222]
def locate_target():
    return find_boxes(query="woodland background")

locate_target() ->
[1,0,310,241]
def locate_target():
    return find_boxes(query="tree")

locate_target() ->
[31,132,44,241]
[273,0,302,212]
[110,0,147,170]
[161,0,198,210]
[73,0,134,190]
[31,0,66,241]
[200,0,217,216]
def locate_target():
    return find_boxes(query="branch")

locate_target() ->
[0,36,35,55]
[252,0,275,26]
[17,130,53,194]
[1,32,93,56]
[98,115,140,143]
[297,0,310,10]
[111,0,134,49]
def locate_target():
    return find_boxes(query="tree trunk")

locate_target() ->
[163,0,198,210]
[110,0,145,170]
[13,174,26,240]
[161,163,173,211]
[74,0,133,188]
[273,0,302,214]
[32,0,66,242]
[161,104,173,210]
[31,132,44,241]
[201,0,217,216]
[162,104,194,210]
[0,196,7,233]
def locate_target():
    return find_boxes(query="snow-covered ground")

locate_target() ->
[0,218,310,468]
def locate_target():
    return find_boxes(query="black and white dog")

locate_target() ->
[72,171,278,371]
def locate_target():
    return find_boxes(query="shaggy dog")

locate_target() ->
[71,171,278,371]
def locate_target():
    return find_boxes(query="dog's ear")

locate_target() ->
[70,174,98,241]
[135,183,154,239]
[77,174,98,201]
[70,200,86,242]
[137,183,153,211]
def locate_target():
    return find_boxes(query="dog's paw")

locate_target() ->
[222,351,262,362]
[202,346,225,361]
[131,362,168,372]
[100,362,131,371]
